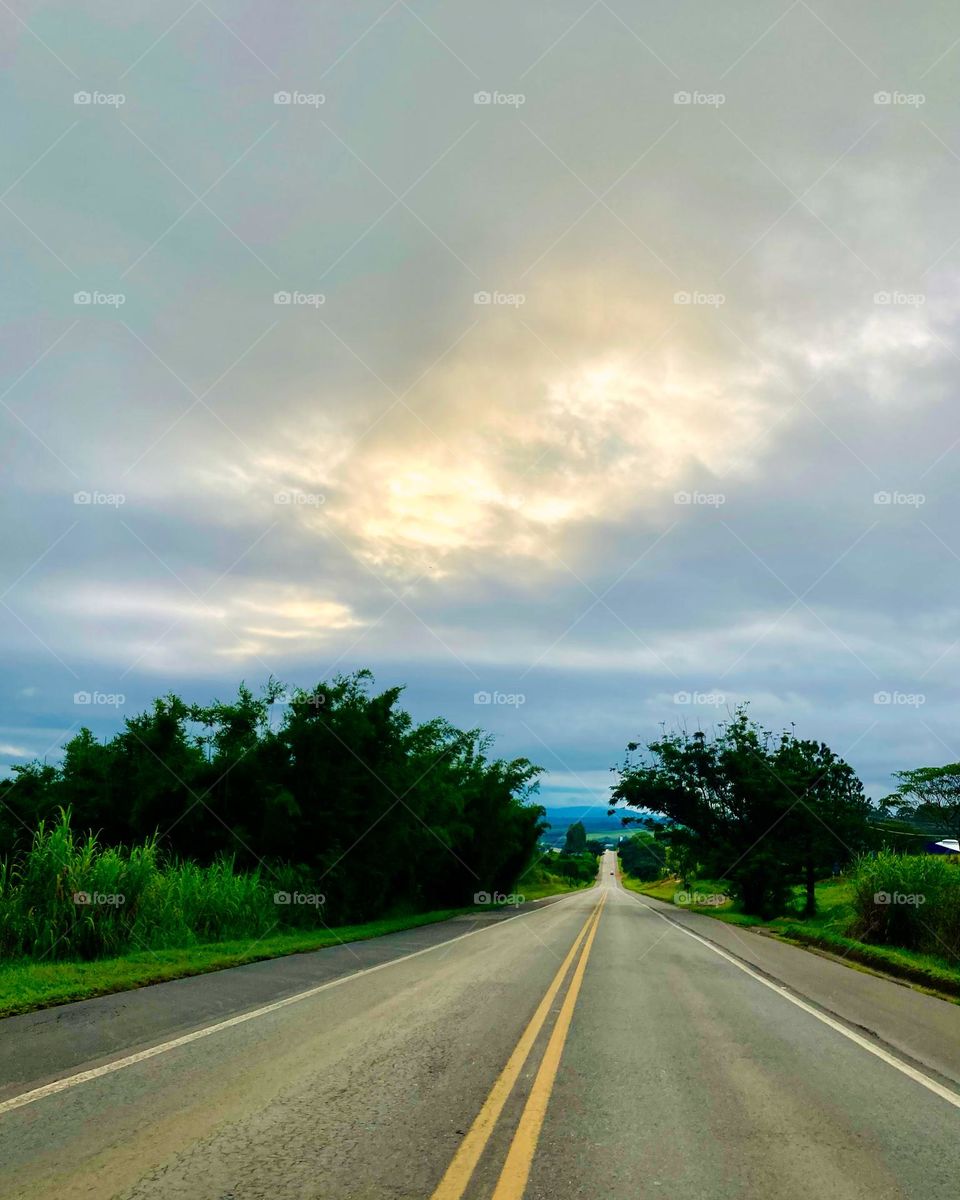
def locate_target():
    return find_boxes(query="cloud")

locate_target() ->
[4,1,960,799]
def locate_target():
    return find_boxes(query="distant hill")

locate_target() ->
[539,805,660,845]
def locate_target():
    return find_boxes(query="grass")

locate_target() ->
[0,867,585,1018]
[620,875,677,903]
[0,812,300,961]
[622,873,960,1000]
[516,871,593,902]
[0,908,470,1018]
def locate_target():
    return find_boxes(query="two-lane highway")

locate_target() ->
[2,851,960,1198]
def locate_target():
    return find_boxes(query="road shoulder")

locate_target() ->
[0,892,578,1101]
[624,886,960,1090]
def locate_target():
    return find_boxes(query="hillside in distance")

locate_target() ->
[540,805,661,845]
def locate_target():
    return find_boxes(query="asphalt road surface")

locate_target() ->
[2,850,960,1199]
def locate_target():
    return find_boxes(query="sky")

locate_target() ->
[2,0,959,812]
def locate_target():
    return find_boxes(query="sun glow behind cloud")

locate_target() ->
[312,281,778,573]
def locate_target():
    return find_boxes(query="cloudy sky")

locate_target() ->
[2,1,959,810]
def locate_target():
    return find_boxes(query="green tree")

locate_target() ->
[882,764,960,841]
[0,671,545,928]
[618,832,665,881]
[563,820,587,855]
[611,708,871,917]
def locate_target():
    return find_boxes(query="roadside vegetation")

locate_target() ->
[621,866,960,998]
[0,672,581,1011]
[0,908,471,1018]
[613,708,960,998]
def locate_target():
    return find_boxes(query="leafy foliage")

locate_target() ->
[617,832,666,881]
[611,707,872,917]
[882,764,960,840]
[849,852,960,961]
[0,672,545,933]
[548,851,599,883]
[562,821,587,854]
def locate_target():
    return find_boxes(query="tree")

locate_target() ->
[611,708,871,917]
[618,832,665,881]
[563,820,587,855]
[882,764,960,841]
[771,730,871,915]
[0,672,545,927]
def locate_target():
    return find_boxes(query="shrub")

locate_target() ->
[849,852,960,960]
[0,810,326,961]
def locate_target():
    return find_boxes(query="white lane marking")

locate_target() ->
[0,891,589,1117]
[624,890,960,1111]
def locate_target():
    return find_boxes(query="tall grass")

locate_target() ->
[0,810,325,961]
[849,852,960,961]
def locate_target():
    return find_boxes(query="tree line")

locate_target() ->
[0,671,545,923]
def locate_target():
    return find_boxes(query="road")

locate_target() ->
[2,850,960,1198]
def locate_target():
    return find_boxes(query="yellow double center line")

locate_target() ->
[431,891,607,1200]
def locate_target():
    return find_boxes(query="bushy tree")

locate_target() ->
[618,832,665,881]
[0,672,545,925]
[882,764,960,841]
[611,708,871,917]
[563,820,587,854]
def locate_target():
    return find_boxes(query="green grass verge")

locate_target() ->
[620,875,677,903]
[517,873,593,902]
[775,926,960,999]
[620,873,960,999]
[0,908,469,1019]
[0,872,589,1018]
